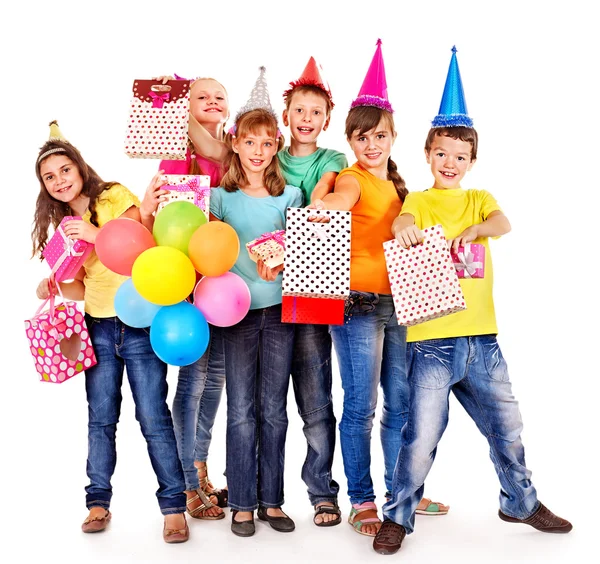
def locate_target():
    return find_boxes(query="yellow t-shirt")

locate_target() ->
[337,163,402,294]
[400,188,501,342]
[82,184,141,317]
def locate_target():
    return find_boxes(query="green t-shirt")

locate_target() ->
[278,147,348,204]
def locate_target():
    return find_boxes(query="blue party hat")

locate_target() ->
[432,46,473,127]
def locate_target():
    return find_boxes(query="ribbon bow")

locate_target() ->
[149,91,170,108]
[248,231,286,251]
[308,222,328,241]
[453,245,483,278]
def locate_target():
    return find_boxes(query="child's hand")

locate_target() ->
[256,259,283,282]
[395,225,424,248]
[141,170,169,218]
[153,75,174,84]
[36,277,56,300]
[447,225,479,253]
[63,219,99,244]
[307,199,330,223]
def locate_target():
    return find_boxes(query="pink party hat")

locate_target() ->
[351,39,393,112]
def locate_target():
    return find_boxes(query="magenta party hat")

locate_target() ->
[351,39,393,113]
[432,46,473,127]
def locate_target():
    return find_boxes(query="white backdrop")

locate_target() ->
[1,1,596,562]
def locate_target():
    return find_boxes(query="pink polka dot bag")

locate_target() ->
[24,292,97,383]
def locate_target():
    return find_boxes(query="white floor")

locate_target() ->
[3,350,590,564]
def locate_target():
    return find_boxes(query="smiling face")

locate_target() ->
[39,154,84,203]
[232,126,278,176]
[283,89,330,145]
[426,133,474,189]
[189,78,229,126]
[348,117,395,175]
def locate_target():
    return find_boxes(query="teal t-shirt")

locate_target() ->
[278,147,348,204]
[210,185,303,309]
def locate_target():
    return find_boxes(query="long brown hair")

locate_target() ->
[345,106,408,202]
[32,140,117,258]
[220,108,286,196]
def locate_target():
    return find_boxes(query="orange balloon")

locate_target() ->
[188,222,240,276]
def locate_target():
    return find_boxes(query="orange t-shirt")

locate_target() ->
[337,163,402,294]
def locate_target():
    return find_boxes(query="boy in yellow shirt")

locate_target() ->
[373,47,572,555]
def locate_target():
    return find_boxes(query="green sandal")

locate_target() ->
[348,502,381,536]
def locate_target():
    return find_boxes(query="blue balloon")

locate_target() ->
[114,278,162,328]
[150,301,209,366]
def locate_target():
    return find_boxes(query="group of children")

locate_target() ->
[31,40,572,553]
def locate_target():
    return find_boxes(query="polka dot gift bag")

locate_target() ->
[24,290,96,383]
[281,208,351,325]
[383,225,466,327]
[124,78,191,160]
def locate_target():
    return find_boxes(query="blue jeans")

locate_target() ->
[223,304,294,511]
[84,316,186,515]
[291,323,339,506]
[383,335,539,533]
[330,292,408,505]
[172,327,226,491]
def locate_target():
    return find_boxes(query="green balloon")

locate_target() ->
[153,201,207,255]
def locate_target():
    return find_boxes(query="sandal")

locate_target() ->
[348,501,381,537]
[186,488,225,520]
[416,497,449,516]
[196,461,228,508]
[314,502,342,527]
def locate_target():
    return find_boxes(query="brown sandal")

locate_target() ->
[186,488,225,520]
[196,461,228,508]
[81,509,111,533]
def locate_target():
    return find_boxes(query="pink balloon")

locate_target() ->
[95,218,156,276]
[193,272,251,327]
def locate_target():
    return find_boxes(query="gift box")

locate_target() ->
[281,296,345,325]
[450,243,485,278]
[282,208,351,325]
[42,216,94,283]
[246,230,286,268]
[124,78,191,160]
[24,297,97,383]
[383,225,466,327]
[157,174,211,219]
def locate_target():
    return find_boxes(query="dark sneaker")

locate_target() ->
[373,519,406,555]
[499,503,572,534]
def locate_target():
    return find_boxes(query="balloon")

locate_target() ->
[114,278,162,328]
[150,301,209,366]
[193,272,251,327]
[132,246,196,305]
[153,201,207,255]
[188,222,240,276]
[95,218,156,276]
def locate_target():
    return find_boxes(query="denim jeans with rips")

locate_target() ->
[84,316,186,515]
[383,335,539,533]
[330,292,408,505]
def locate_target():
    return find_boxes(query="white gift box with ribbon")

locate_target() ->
[42,216,94,283]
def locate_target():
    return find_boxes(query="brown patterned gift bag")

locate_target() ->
[124,78,191,160]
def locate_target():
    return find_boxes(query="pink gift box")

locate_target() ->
[246,230,286,268]
[42,216,94,283]
[157,174,210,220]
[383,225,466,327]
[450,243,485,278]
[24,297,97,383]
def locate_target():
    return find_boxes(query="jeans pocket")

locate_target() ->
[411,339,454,390]
[344,291,379,320]
[481,336,509,382]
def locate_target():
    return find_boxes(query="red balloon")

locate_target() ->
[95,218,156,276]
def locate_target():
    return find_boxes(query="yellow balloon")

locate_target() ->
[132,246,196,305]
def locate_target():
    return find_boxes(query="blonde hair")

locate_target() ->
[221,109,286,196]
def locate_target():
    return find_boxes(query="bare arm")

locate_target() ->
[188,115,230,163]
[448,210,511,253]
[36,266,85,302]
[318,174,361,211]
[309,171,339,204]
